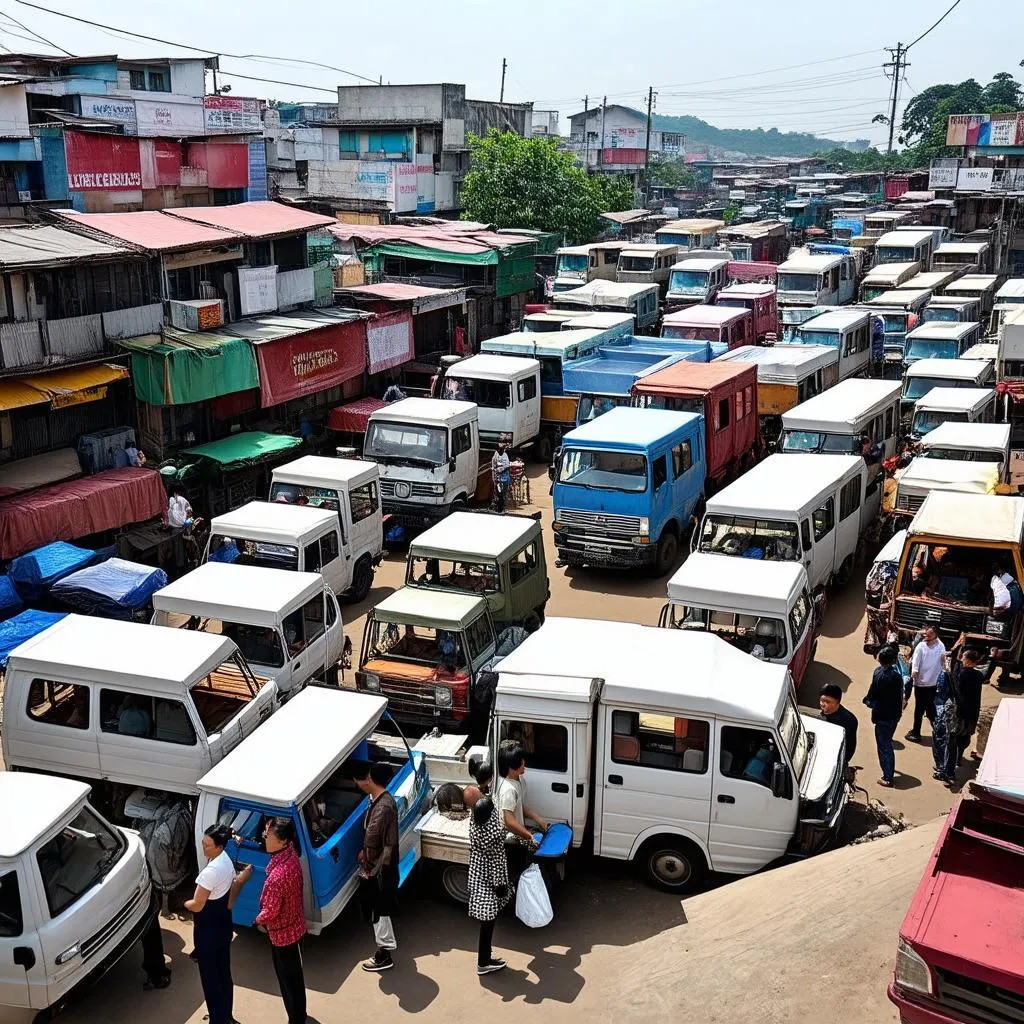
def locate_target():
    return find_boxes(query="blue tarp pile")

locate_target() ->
[51,557,168,620]
[0,575,23,621]
[9,542,97,601]
[0,609,66,666]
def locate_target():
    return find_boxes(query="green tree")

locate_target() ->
[460,130,633,243]
[982,72,1024,109]
[647,158,697,190]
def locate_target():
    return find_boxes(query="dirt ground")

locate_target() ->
[6,462,996,1024]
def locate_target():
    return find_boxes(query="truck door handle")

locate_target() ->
[576,784,584,798]
[293,661,301,670]
[607,774,623,785]
[717,794,735,804]
[551,782,569,793]
[13,946,35,970]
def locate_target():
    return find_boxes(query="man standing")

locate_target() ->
[907,621,946,742]
[818,683,858,767]
[491,442,511,513]
[864,645,904,787]
[937,647,985,786]
[355,762,400,973]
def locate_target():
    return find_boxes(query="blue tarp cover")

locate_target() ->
[9,541,96,600]
[563,339,715,397]
[0,575,22,620]
[51,557,168,619]
[0,609,66,666]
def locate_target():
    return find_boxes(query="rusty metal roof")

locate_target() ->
[0,224,133,269]
[54,210,240,253]
[167,201,335,239]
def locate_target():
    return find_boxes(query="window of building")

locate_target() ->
[452,424,473,456]
[720,726,778,787]
[0,871,22,937]
[812,497,835,541]
[611,710,710,773]
[147,70,169,92]
[509,540,539,585]
[350,482,379,524]
[717,396,731,431]
[499,720,568,772]
[99,688,197,745]
[129,69,146,90]
[517,375,537,402]
[339,131,359,154]
[26,680,89,729]
[839,476,862,521]
[672,440,693,477]
[652,453,667,490]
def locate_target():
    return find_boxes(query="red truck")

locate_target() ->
[717,282,779,345]
[889,697,1024,1023]
[631,360,761,492]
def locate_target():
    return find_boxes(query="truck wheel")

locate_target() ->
[835,555,854,588]
[440,864,470,905]
[348,556,374,603]
[533,435,553,465]
[638,837,706,893]
[652,529,679,577]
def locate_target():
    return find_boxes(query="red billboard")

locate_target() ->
[254,320,367,408]
[64,130,142,191]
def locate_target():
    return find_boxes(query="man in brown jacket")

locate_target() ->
[355,761,400,972]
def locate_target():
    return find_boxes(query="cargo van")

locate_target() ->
[268,456,383,601]
[918,421,1011,475]
[862,211,911,237]
[666,257,730,310]
[1,615,278,807]
[777,254,856,307]
[552,281,660,333]
[910,387,997,438]
[941,274,1000,320]
[660,305,752,349]
[697,454,876,591]
[552,242,628,293]
[859,261,921,302]
[655,218,724,251]
[874,229,935,269]
[931,240,992,275]
[901,358,995,419]
[921,295,981,324]
[616,244,680,294]
[902,321,983,370]
[153,562,345,692]
[780,378,903,459]
[793,308,873,381]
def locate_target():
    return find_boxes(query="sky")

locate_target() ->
[3,0,1023,148]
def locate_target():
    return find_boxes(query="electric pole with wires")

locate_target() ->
[643,86,655,202]
[883,42,907,160]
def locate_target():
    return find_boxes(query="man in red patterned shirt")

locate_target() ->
[255,818,307,1024]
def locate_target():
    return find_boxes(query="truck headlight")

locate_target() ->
[362,672,380,691]
[638,516,650,537]
[985,616,1007,637]
[894,938,933,996]
[56,943,81,965]
[434,685,453,708]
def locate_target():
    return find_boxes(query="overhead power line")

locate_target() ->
[906,0,966,50]
[0,8,71,54]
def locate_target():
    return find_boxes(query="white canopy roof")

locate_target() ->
[272,455,376,490]
[798,308,870,332]
[494,617,787,724]
[910,492,1024,545]
[862,261,920,282]
[920,421,1010,455]
[670,257,729,272]
[410,511,537,562]
[446,354,539,380]
[905,321,981,341]
[368,396,476,426]
[210,500,337,546]
[778,254,844,273]
[667,553,807,616]
[197,687,387,807]
[874,528,908,567]
[0,773,91,859]
[904,358,992,382]
[914,387,994,413]
[372,586,487,629]
[783,378,902,432]
[717,344,837,382]
[996,279,1024,300]
[898,458,999,496]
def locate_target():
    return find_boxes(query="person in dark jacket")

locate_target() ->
[937,647,985,786]
[864,646,905,787]
[355,761,399,973]
[818,683,858,766]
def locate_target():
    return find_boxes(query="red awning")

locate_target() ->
[327,396,386,432]
[0,468,166,559]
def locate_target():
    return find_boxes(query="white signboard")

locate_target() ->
[367,316,413,374]
[394,162,419,213]
[203,96,261,134]
[79,95,138,132]
[928,160,959,189]
[134,98,205,137]
[306,160,396,205]
[957,167,995,191]
[239,265,279,316]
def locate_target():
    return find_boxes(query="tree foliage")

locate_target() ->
[647,158,698,190]
[460,130,634,243]
[650,112,869,156]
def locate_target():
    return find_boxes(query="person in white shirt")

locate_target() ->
[907,624,946,743]
[494,743,549,887]
[991,573,1012,614]
[167,490,193,530]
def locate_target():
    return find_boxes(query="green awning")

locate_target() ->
[365,242,499,266]
[182,431,302,469]
[119,329,259,406]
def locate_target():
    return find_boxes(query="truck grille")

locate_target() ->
[555,508,641,538]
[380,480,439,499]
[894,598,986,635]
[935,967,1024,1023]
[895,492,925,513]
[80,883,145,963]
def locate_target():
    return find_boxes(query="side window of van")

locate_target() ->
[510,540,539,585]
[304,541,323,572]
[652,454,668,490]
[801,518,812,552]
[885,405,895,438]
[350,482,379,524]
[500,719,568,772]
[839,477,862,521]
[452,424,473,457]
[0,871,22,937]
[720,726,778,787]
[517,376,537,402]
[303,596,325,645]
[321,531,340,564]
[611,710,710,774]
[99,688,197,746]
[282,597,325,656]
[27,680,89,729]
[325,592,338,627]
[717,397,731,432]
[813,497,835,541]
[671,441,693,476]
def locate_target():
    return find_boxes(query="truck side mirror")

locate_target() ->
[547,464,555,481]
[771,762,790,799]
[449,457,457,472]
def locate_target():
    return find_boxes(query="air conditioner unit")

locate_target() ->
[169,298,224,332]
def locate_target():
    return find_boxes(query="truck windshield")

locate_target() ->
[903,378,948,402]
[781,430,860,454]
[557,254,588,273]
[923,306,959,322]
[621,256,655,272]
[920,446,1003,464]
[662,324,720,341]
[877,246,915,263]
[700,514,800,561]
[366,422,447,466]
[717,298,752,312]
[905,338,959,362]
[637,394,704,415]
[557,448,648,492]
[443,376,512,409]
[36,805,126,917]
[669,605,788,659]
[912,410,966,435]
[778,273,819,292]
[366,619,467,670]
[668,269,709,295]
[269,483,340,512]
[779,699,809,782]
[795,330,840,348]
[408,556,500,594]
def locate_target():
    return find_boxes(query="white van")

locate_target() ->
[153,562,345,692]
[911,387,997,438]
[666,257,730,309]
[898,269,965,299]
[777,253,856,307]
[932,241,992,275]
[268,456,383,601]
[942,274,1000,319]
[440,354,541,449]
[1,615,278,806]
[918,421,1011,476]
[616,244,680,293]
[0,774,153,1018]
[875,229,936,269]
[793,308,873,381]
[780,378,903,459]
[697,453,876,591]
[902,321,984,372]
[859,261,921,302]
[552,281,660,332]
[901,358,995,418]
[892,458,1000,518]
[922,296,981,324]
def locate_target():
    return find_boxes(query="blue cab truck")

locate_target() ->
[551,406,707,576]
[564,338,727,425]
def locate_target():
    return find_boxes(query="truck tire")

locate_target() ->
[347,556,374,603]
[440,863,470,905]
[637,836,707,893]
[533,434,553,465]
[652,528,679,578]
[835,554,854,588]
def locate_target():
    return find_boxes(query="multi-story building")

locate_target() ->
[565,104,684,175]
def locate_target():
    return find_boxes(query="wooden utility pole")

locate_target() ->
[599,95,607,170]
[643,86,654,199]
[583,95,589,169]
[499,58,507,103]
[883,42,907,172]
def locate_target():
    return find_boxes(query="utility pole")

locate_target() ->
[499,58,507,103]
[583,95,589,170]
[643,86,654,201]
[599,95,607,171]
[883,42,908,168]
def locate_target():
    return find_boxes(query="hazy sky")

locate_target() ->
[6,0,1023,147]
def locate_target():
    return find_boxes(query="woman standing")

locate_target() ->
[467,788,512,976]
[255,818,307,1024]
[185,824,250,1024]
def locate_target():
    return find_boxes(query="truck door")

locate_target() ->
[651,452,672,539]
[709,721,795,874]
[282,594,329,691]
[306,528,348,597]
[0,868,45,1010]
[808,496,837,589]
[497,715,575,826]
[516,371,541,446]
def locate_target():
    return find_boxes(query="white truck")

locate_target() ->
[267,455,383,601]
[0,774,153,1019]
[152,562,346,693]
[415,617,847,899]
[364,398,490,527]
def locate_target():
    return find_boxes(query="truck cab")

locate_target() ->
[552,407,707,576]
[0,773,153,1018]
[268,456,383,601]
[902,321,983,371]
[356,587,499,736]
[660,552,818,685]
[715,283,778,344]
[793,308,873,381]
[196,687,430,936]
[910,387,997,440]
[901,358,995,421]
[917,421,1011,478]
[152,562,345,693]
[660,305,753,349]
[921,296,980,324]
[405,511,548,631]
[666,258,730,311]
[364,398,485,527]
[777,253,855,307]
[552,281,660,334]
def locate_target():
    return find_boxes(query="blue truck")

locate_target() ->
[564,338,722,425]
[551,406,707,576]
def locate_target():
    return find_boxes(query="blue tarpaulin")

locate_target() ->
[51,557,168,620]
[563,339,716,398]
[0,609,66,666]
[9,541,97,600]
[0,575,22,621]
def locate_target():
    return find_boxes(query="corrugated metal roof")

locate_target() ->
[329,222,537,256]
[335,282,460,301]
[208,307,368,345]
[0,225,132,269]
[54,210,240,253]
[167,201,334,239]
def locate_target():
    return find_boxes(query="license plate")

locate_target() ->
[587,545,612,556]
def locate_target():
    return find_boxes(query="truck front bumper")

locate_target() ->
[887,985,963,1024]
[382,497,459,529]
[554,533,656,568]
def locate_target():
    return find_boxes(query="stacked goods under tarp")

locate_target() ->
[51,557,168,620]
[9,541,97,601]
[0,609,66,667]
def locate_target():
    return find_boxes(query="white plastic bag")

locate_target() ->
[515,864,553,928]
